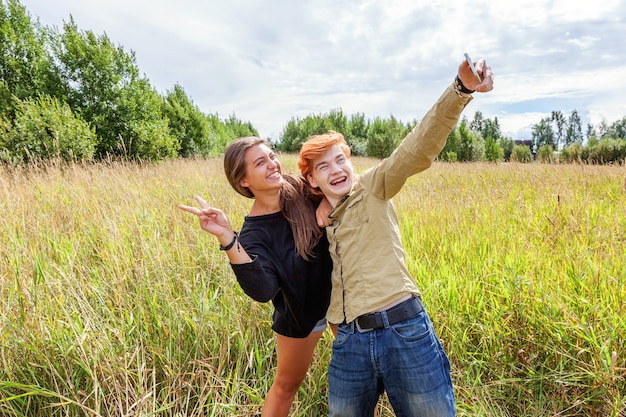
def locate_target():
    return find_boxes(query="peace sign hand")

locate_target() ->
[178,195,233,240]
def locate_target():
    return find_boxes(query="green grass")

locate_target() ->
[1,157,624,416]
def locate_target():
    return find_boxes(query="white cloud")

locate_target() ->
[20,0,626,141]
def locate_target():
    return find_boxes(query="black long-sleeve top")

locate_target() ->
[230,212,332,338]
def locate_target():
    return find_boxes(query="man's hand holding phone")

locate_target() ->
[464,53,482,83]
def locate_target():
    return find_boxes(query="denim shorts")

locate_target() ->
[310,317,327,334]
[328,309,455,417]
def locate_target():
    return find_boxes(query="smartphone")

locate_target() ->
[464,53,482,83]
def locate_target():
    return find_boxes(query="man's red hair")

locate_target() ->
[298,131,351,179]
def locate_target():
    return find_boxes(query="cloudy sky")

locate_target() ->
[20,0,626,141]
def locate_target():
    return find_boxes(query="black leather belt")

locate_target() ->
[355,296,423,332]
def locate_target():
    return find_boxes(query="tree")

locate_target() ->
[605,116,626,140]
[596,119,609,139]
[366,115,407,158]
[470,111,501,142]
[0,0,54,116]
[586,123,594,142]
[345,112,368,156]
[6,95,96,163]
[277,117,301,152]
[326,108,348,136]
[49,18,176,160]
[482,117,502,142]
[564,109,583,146]
[440,126,460,162]
[116,74,177,160]
[456,119,484,162]
[498,137,514,161]
[223,113,258,140]
[470,111,484,132]
[551,110,566,149]
[278,109,370,155]
[532,117,556,149]
[484,135,503,162]
[162,83,211,157]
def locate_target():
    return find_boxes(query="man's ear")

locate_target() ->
[307,174,319,189]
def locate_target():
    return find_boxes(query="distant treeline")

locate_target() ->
[278,108,626,164]
[2,0,626,165]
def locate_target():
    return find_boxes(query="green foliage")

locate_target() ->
[0,113,10,161]
[586,139,626,164]
[537,144,555,163]
[455,119,485,162]
[366,116,407,158]
[586,135,599,147]
[276,118,299,152]
[206,114,230,154]
[206,113,258,156]
[559,142,584,163]
[440,127,460,162]
[1,1,258,163]
[603,116,626,140]
[558,139,626,164]
[443,116,505,163]
[443,151,457,162]
[510,144,533,162]
[121,78,178,160]
[222,114,258,142]
[4,95,96,163]
[326,108,348,136]
[277,109,412,157]
[345,112,368,156]
[278,113,334,153]
[532,117,556,150]
[223,114,257,138]
[470,110,502,141]
[48,19,178,160]
[0,0,50,110]
[484,135,503,162]
[551,110,566,148]
[162,84,211,157]
[565,109,584,145]
[0,80,12,116]
[129,117,178,161]
[498,136,514,161]
[531,110,584,151]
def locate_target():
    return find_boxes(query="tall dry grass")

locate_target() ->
[0,157,624,416]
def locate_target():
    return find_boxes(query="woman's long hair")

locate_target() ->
[224,137,324,260]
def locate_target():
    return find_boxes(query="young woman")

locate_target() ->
[179,137,332,416]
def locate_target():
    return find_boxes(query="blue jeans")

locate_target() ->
[328,309,455,417]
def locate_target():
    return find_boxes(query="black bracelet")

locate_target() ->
[219,231,239,251]
[454,75,475,96]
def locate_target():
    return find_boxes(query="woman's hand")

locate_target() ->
[179,195,233,241]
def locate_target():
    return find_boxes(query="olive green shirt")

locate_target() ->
[325,84,472,324]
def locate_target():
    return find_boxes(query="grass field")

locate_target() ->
[1,155,624,416]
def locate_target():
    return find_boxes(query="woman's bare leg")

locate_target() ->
[261,330,324,417]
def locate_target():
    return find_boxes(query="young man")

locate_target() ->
[298,58,494,417]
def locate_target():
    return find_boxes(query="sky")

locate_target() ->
[19,0,626,142]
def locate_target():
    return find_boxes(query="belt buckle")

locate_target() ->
[355,317,374,333]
